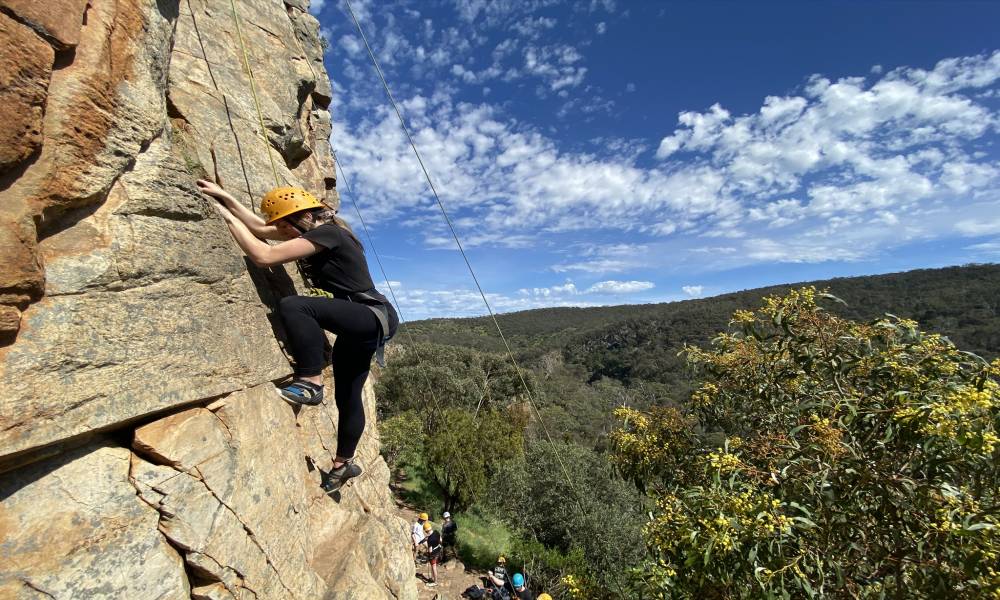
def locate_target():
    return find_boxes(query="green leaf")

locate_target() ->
[788,502,812,517]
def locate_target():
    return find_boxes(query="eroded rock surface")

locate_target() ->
[0,0,415,597]
[0,441,190,599]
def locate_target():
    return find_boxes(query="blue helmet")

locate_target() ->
[512,573,525,587]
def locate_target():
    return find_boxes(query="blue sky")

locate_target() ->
[307,0,1000,320]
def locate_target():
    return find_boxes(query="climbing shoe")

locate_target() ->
[277,380,324,406]
[321,459,363,494]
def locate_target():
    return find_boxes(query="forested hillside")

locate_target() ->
[379,264,1000,598]
[403,263,1000,387]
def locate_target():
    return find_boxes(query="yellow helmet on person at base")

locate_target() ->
[260,187,323,224]
[537,594,552,600]
[419,512,429,521]
[422,521,433,532]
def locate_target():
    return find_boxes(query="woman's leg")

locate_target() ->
[331,335,376,460]
[278,295,379,377]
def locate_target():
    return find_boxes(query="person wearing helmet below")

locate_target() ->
[510,573,533,600]
[412,512,429,557]
[487,555,509,597]
[418,520,443,587]
[196,179,398,492]
[441,511,458,561]
[537,594,552,600]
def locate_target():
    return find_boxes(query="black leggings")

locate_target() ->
[278,295,379,459]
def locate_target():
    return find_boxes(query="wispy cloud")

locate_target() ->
[309,0,327,16]
[395,285,601,319]
[332,50,999,274]
[587,280,655,294]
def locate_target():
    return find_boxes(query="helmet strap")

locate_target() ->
[287,212,311,234]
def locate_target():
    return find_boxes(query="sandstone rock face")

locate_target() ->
[0,13,53,172]
[0,441,190,599]
[0,0,89,48]
[0,0,416,597]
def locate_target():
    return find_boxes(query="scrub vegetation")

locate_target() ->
[378,264,1000,598]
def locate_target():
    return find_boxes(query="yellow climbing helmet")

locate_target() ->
[260,186,323,224]
[422,521,433,532]
[419,512,429,521]
[538,594,552,600]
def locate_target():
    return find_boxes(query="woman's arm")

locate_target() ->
[212,203,321,267]
[197,179,287,240]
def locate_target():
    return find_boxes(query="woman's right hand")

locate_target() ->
[196,179,231,203]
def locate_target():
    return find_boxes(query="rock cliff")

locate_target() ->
[0,0,416,598]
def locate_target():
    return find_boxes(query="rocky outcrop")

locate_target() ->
[0,0,415,598]
[0,441,190,599]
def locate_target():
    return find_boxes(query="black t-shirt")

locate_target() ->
[421,531,442,549]
[442,520,458,543]
[514,589,534,600]
[300,224,375,294]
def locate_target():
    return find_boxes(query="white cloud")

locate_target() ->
[682,285,704,296]
[551,259,632,274]
[331,50,1000,276]
[955,217,1000,236]
[339,35,362,56]
[512,16,557,38]
[516,278,655,297]
[596,22,607,35]
[391,285,600,319]
[308,0,326,15]
[586,280,655,294]
[741,238,869,263]
[523,45,589,91]
[550,243,648,273]
[965,238,1000,255]
[519,282,579,297]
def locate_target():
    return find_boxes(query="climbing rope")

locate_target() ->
[334,146,490,505]
[341,0,592,520]
[217,3,476,497]
[186,0,260,210]
[227,0,282,189]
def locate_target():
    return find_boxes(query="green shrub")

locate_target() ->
[612,288,1000,598]
[489,441,646,598]
[454,509,513,570]
[379,410,424,471]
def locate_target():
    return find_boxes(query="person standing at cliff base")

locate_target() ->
[441,511,458,561]
[197,180,398,491]
[412,512,429,556]
[418,520,443,586]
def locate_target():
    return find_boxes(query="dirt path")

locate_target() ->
[394,488,488,599]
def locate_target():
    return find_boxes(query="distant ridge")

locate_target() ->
[402,264,1000,381]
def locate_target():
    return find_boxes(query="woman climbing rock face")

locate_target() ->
[196,179,399,493]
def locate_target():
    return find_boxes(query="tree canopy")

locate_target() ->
[612,288,1000,598]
